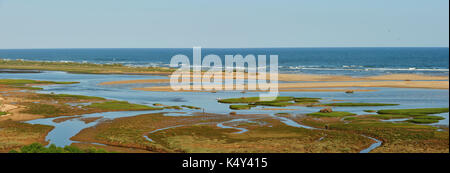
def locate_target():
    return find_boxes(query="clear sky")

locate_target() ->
[0,0,448,49]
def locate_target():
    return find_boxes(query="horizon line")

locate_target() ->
[0,46,449,50]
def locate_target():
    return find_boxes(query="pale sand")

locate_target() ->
[135,81,448,92]
[98,73,448,92]
[0,105,43,121]
[99,73,448,85]
[0,96,44,121]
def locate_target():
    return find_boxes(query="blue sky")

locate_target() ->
[0,0,448,48]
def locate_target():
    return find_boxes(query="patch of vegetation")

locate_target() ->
[32,93,106,101]
[0,79,78,90]
[364,110,377,113]
[0,120,54,152]
[0,112,7,116]
[325,121,448,153]
[0,79,78,86]
[9,143,109,153]
[414,115,446,120]
[323,103,399,107]
[149,118,373,153]
[71,113,233,152]
[370,114,410,120]
[250,101,294,107]
[181,105,201,110]
[218,96,294,104]
[0,59,175,74]
[343,117,358,121]
[294,97,321,103]
[405,116,445,124]
[377,108,449,116]
[21,103,70,117]
[306,111,356,117]
[86,101,163,111]
[230,105,256,110]
[407,119,440,124]
[163,106,183,110]
[17,86,44,90]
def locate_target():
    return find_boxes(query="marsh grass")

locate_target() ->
[181,105,201,110]
[406,115,445,124]
[250,101,294,107]
[377,108,449,116]
[21,103,70,117]
[0,79,78,86]
[323,103,399,107]
[218,96,294,104]
[307,111,356,117]
[230,105,256,110]
[31,93,106,101]
[294,97,321,103]
[86,101,163,111]
[0,120,54,152]
[373,108,449,124]
[370,114,410,120]
[0,59,175,74]
[149,118,373,153]
[9,143,108,153]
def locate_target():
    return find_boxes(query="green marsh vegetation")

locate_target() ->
[0,79,78,86]
[31,93,106,101]
[0,59,175,74]
[86,101,163,111]
[181,105,201,110]
[9,143,108,153]
[218,96,320,109]
[218,96,295,104]
[373,108,449,124]
[148,118,374,153]
[364,110,377,113]
[230,105,256,110]
[377,108,449,116]
[306,111,357,117]
[297,114,449,153]
[70,113,234,153]
[21,103,71,117]
[328,121,449,153]
[0,79,78,90]
[0,120,54,152]
[369,114,410,120]
[218,96,402,110]
[322,103,399,107]
[293,97,321,103]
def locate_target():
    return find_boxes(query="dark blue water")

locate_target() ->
[0,47,448,76]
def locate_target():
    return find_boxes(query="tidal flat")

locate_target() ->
[0,68,448,153]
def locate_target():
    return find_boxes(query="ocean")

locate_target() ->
[0,47,448,76]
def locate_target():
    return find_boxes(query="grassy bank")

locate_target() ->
[322,103,399,107]
[0,120,54,152]
[0,59,175,74]
[306,111,356,117]
[9,143,108,153]
[0,79,78,90]
[291,114,449,153]
[71,113,374,153]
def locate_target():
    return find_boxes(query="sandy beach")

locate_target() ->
[97,73,449,92]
